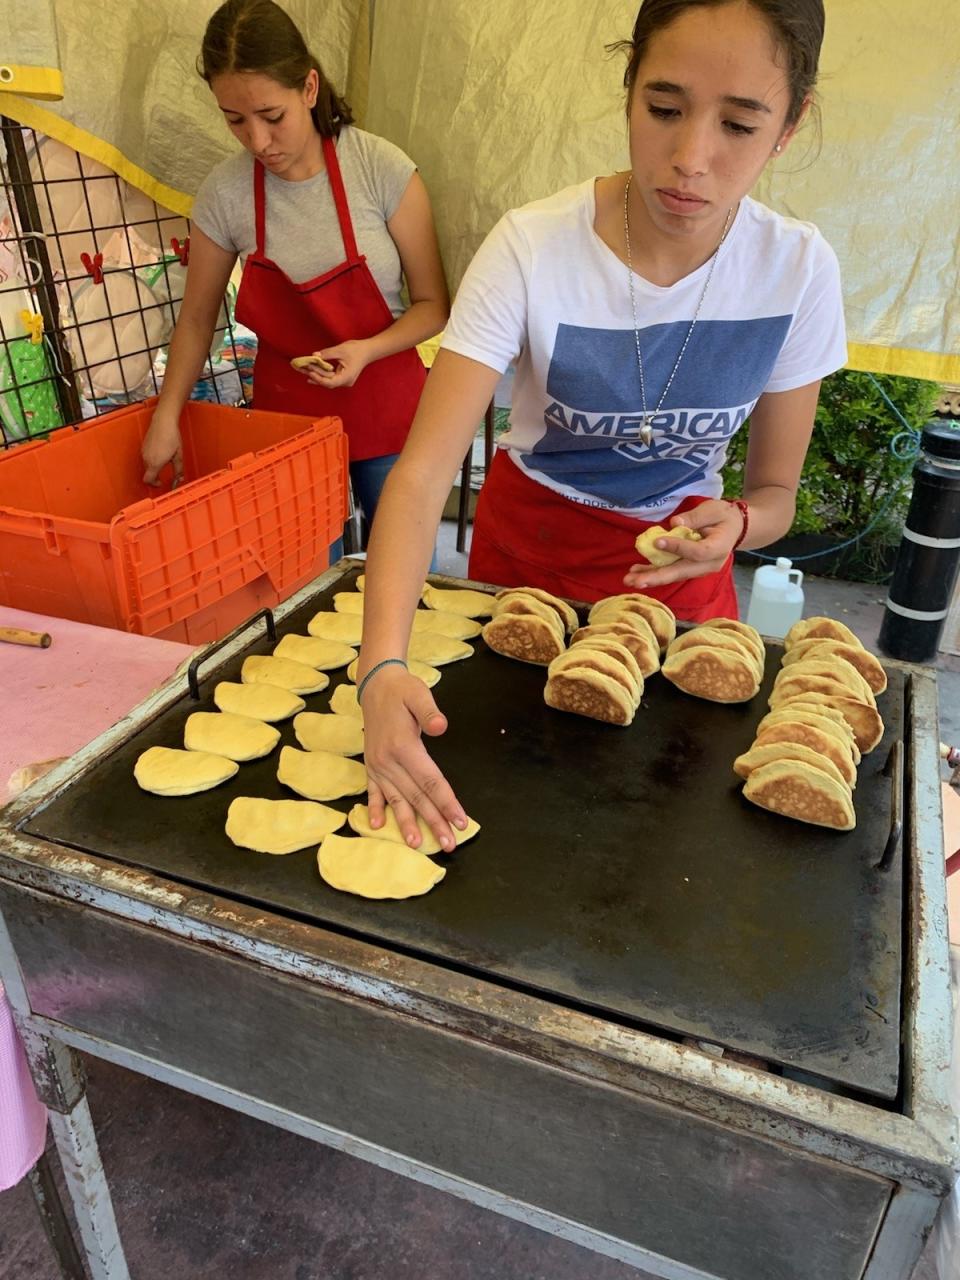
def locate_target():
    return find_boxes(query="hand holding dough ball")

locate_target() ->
[634,524,703,567]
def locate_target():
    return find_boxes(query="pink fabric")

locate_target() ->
[0,983,46,1189]
[0,605,194,805]
[0,607,194,1187]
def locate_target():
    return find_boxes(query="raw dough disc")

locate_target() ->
[406,632,473,666]
[317,832,445,899]
[330,683,363,720]
[421,583,495,618]
[273,634,356,670]
[347,802,480,854]
[134,746,238,796]
[225,796,346,853]
[332,592,365,614]
[293,711,364,756]
[184,711,280,762]
[213,681,305,722]
[241,655,329,695]
[277,745,367,801]
[306,611,363,645]
[411,610,482,640]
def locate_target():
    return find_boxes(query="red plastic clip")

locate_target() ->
[171,236,190,266]
[80,251,104,285]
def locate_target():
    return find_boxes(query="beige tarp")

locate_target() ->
[365,0,960,383]
[0,0,370,213]
[0,2,62,99]
[0,0,957,380]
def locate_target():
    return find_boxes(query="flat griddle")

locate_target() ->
[24,567,905,1099]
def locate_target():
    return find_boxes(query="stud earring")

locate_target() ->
[774,143,783,154]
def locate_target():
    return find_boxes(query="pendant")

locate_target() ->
[640,418,653,447]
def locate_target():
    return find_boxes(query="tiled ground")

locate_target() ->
[0,521,953,1280]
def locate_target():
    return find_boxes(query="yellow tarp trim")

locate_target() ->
[846,343,960,385]
[0,95,192,216]
[0,66,63,100]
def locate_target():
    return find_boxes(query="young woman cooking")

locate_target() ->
[141,0,449,539]
[362,0,846,851]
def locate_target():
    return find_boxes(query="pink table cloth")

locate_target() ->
[0,981,46,1189]
[0,605,194,1187]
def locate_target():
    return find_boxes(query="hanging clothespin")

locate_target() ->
[80,251,104,285]
[18,309,44,344]
[171,236,190,266]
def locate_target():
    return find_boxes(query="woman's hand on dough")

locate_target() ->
[305,339,375,389]
[624,500,745,590]
[359,664,468,853]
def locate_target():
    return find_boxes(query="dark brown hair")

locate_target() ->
[200,0,353,137]
[613,0,825,127]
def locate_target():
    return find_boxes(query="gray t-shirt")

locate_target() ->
[192,126,416,316]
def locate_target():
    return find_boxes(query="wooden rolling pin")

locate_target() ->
[0,626,52,648]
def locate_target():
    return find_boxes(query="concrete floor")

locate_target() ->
[0,518,953,1280]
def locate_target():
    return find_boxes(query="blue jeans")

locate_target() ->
[329,453,438,570]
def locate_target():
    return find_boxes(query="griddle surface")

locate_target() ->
[26,570,904,1097]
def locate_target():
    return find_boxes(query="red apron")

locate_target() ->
[469,450,739,622]
[234,134,426,461]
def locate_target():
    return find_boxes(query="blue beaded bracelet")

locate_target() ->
[357,657,408,704]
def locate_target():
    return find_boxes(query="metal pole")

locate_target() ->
[878,420,960,663]
[0,117,84,424]
[26,1150,88,1280]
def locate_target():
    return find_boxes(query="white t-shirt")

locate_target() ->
[442,180,847,520]
[192,127,416,316]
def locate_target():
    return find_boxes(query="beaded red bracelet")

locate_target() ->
[728,498,750,550]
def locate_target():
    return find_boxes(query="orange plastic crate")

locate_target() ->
[0,398,348,644]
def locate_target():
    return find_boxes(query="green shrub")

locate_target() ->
[721,370,940,579]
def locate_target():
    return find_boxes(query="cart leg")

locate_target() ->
[19,1026,130,1280]
[26,1149,88,1280]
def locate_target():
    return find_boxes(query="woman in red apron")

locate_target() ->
[141,0,448,542]
[356,0,845,853]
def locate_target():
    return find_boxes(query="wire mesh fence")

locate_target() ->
[0,117,248,449]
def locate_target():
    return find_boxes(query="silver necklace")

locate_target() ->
[624,176,733,446]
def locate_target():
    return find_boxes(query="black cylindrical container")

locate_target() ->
[879,420,960,663]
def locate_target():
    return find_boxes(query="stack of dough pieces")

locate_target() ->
[662,618,763,703]
[587,593,676,660]
[544,634,644,727]
[481,585,573,665]
[736,616,886,830]
[770,616,885,754]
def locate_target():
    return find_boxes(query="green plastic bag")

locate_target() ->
[0,335,64,441]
